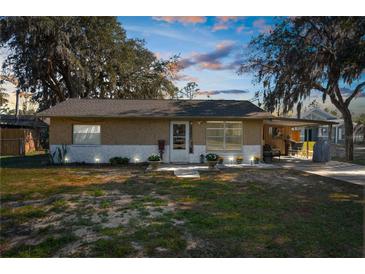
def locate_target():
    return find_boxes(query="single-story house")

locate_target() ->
[37,99,337,164]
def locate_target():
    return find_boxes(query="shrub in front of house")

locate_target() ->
[147,154,161,161]
[109,157,130,165]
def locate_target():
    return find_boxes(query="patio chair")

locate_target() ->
[263,144,281,163]
[288,141,303,157]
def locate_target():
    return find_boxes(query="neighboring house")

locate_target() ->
[38,99,336,164]
[354,123,365,143]
[299,108,365,144]
[299,108,345,144]
[0,115,49,156]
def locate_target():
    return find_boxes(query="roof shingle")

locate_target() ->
[37,99,272,119]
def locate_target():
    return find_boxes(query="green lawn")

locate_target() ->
[0,155,363,257]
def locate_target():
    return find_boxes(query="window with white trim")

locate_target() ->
[73,125,101,145]
[206,121,242,151]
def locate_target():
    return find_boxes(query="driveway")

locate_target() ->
[277,157,365,185]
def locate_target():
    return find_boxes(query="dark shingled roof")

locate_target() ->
[37,99,272,119]
[0,115,48,128]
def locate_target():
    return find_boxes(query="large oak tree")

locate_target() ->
[240,17,365,161]
[0,17,178,110]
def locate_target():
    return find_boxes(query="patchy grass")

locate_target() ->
[1,235,77,257]
[0,162,363,257]
[90,189,106,197]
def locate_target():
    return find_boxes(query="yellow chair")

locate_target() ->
[299,141,316,158]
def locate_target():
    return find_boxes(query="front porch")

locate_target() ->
[262,117,339,160]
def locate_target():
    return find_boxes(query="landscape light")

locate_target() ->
[228,156,234,164]
[134,157,140,163]
[64,156,69,163]
[94,157,100,163]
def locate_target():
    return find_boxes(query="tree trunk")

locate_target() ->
[343,112,354,161]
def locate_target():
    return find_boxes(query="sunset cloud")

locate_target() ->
[197,89,250,96]
[177,40,243,71]
[198,62,224,70]
[212,16,243,32]
[174,74,199,82]
[153,16,207,25]
[236,26,245,33]
[252,18,272,33]
[178,41,237,71]
[218,16,240,22]
[212,23,229,31]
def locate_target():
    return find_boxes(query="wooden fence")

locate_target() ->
[0,128,38,156]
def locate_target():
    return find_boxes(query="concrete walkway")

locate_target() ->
[277,157,365,186]
[147,163,278,178]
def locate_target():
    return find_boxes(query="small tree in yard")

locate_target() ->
[240,17,365,161]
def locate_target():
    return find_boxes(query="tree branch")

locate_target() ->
[312,82,327,93]
[345,81,365,106]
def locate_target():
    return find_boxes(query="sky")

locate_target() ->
[1,16,364,115]
[118,16,277,101]
[117,16,364,115]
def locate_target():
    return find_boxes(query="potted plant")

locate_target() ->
[148,154,161,170]
[236,156,243,164]
[205,153,219,169]
[254,156,260,164]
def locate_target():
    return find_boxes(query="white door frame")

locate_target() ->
[170,121,189,163]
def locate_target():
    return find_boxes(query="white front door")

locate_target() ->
[170,121,189,163]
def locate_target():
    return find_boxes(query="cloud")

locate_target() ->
[236,26,245,33]
[173,74,199,82]
[124,25,206,44]
[218,16,240,22]
[252,19,272,33]
[212,23,229,31]
[212,16,244,32]
[340,87,365,98]
[178,41,238,71]
[197,89,250,96]
[153,16,207,25]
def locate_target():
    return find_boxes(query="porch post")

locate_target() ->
[328,124,332,144]
[328,124,333,160]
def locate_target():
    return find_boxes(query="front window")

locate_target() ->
[206,121,242,151]
[73,125,101,145]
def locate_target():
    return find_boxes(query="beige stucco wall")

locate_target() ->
[50,117,169,145]
[243,120,263,145]
[50,117,264,146]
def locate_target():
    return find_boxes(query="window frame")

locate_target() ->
[72,124,101,145]
[206,121,243,152]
